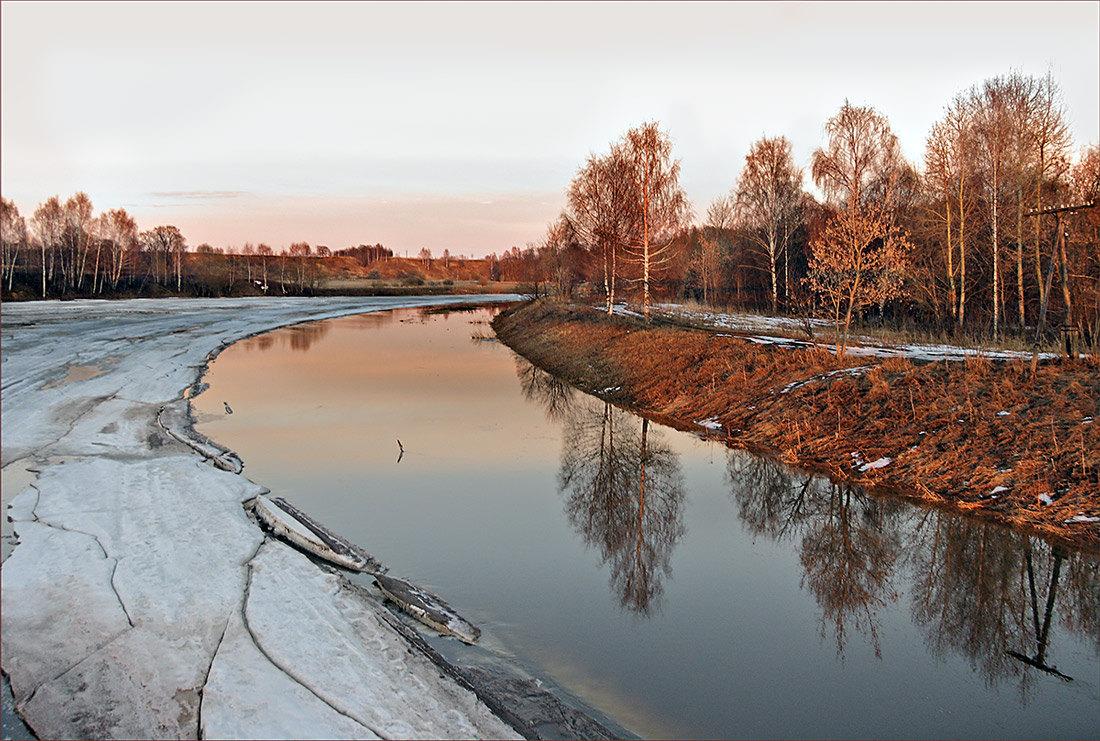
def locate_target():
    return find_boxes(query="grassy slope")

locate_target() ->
[492,300,1100,552]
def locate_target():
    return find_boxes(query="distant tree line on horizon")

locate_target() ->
[513,70,1099,353]
[0,191,416,298]
[3,69,1097,352]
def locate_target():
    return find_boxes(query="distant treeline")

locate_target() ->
[0,198,409,300]
[3,70,1098,352]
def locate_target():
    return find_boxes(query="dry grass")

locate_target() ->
[493,300,1100,552]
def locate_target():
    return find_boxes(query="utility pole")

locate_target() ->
[1025,200,1095,371]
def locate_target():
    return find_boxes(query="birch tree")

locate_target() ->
[1,198,26,291]
[62,192,94,291]
[612,122,690,321]
[567,152,629,313]
[31,196,64,297]
[970,78,1013,339]
[1029,71,1073,309]
[142,225,186,291]
[924,95,978,329]
[99,208,137,291]
[736,135,804,313]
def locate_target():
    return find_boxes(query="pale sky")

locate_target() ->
[2,1,1097,257]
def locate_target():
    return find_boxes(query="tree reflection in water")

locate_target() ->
[729,451,902,657]
[559,401,686,615]
[728,452,1100,694]
[515,356,576,422]
[243,321,331,352]
[907,516,1098,694]
[514,358,687,615]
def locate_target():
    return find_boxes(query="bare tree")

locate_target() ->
[612,121,691,320]
[812,101,902,210]
[31,196,64,297]
[1,198,26,291]
[808,197,912,355]
[539,215,586,299]
[99,208,137,291]
[736,135,805,313]
[924,95,979,330]
[62,192,94,291]
[142,225,187,291]
[256,243,272,290]
[567,152,630,313]
[970,77,1014,338]
[811,102,913,354]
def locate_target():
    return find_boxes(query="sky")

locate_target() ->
[2,1,1098,258]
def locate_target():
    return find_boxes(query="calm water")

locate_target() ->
[194,307,1099,740]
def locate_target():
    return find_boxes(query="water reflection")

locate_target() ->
[560,403,686,615]
[516,357,576,422]
[197,308,1098,738]
[906,517,1099,694]
[728,452,1100,694]
[730,452,901,657]
[516,359,688,614]
[243,320,332,352]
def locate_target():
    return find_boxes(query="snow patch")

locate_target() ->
[696,417,722,431]
[858,457,892,472]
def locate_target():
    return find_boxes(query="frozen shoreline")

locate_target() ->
[1,296,533,740]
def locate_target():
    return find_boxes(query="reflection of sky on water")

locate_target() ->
[196,307,1099,741]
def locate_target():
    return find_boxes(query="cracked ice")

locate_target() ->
[1,296,521,740]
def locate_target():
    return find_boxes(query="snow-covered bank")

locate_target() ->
[1,296,523,740]
[641,303,1064,363]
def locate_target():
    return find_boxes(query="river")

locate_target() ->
[194,305,1099,740]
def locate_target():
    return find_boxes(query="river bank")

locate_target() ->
[1,295,584,740]
[491,300,1100,552]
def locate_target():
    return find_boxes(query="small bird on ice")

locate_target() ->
[223,401,233,414]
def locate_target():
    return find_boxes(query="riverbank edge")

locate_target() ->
[180,307,627,741]
[491,299,1100,554]
[1,296,622,740]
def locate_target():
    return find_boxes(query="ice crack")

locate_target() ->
[239,552,388,739]
[195,614,232,740]
[27,484,135,629]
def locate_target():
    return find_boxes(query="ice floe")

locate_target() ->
[1,296,524,740]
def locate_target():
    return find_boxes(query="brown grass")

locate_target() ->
[492,300,1100,552]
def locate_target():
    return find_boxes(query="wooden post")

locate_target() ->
[1056,224,1076,359]
[1024,201,1095,371]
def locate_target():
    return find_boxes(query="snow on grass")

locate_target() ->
[858,457,893,472]
[696,417,722,431]
[1064,514,1100,524]
[647,303,1062,363]
[779,366,872,394]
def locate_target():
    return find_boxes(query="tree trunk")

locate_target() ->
[992,175,1000,340]
[769,242,778,315]
[1017,179,1025,327]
